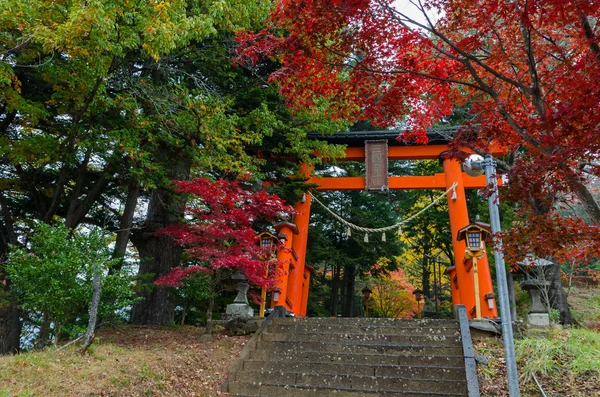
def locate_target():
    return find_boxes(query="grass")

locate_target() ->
[517,328,600,379]
[0,325,250,397]
[569,286,600,329]
[475,286,600,396]
[476,329,600,396]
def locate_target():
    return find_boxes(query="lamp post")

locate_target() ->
[258,232,278,318]
[412,289,423,319]
[361,286,372,318]
[457,223,489,319]
[464,153,520,396]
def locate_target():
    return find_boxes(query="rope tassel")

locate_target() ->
[381,233,386,242]
[364,233,369,243]
[347,226,352,237]
[397,225,402,236]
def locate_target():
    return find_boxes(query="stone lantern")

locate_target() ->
[519,257,552,327]
[223,272,254,320]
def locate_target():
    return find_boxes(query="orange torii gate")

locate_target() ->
[271,130,502,319]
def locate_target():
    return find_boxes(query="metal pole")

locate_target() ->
[484,154,520,396]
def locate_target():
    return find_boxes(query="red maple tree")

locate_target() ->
[237,0,600,261]
[156,178,294,333]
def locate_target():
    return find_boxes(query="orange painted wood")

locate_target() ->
[332,144,506,161]
[442,159,498,319]
[299,270,311,317]
[286,165,313,314]
[474,246,497,318]
[443,159,473,313]
[341,145,448,161]
[445,267,460,307]
[309,173,493,190]
[271,223,295,311]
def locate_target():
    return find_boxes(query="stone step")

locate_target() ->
[267,323,460,335]
[226,317,472,397]
[229,381,466,397]
[234,371,467,394]
[272,317,457,328]
[255,340,464,356]
[241,360,467,380]
[249,349,465,367]
[261,331,461,345]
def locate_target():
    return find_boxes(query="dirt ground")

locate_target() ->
[0,326,250,397]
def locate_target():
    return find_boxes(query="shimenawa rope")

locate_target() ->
[310,182,458,242]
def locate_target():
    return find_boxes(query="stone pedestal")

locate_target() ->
[223,303,254,320]
[520,279,551,328]
[527,313,550,327]
[223,274,254,321]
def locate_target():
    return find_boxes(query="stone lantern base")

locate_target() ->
[527,313,550,327]
[222,277,254,321]
[222,303,254,321]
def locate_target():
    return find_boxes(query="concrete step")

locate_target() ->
[226,317,471,396]
[229,381,466,397]
[255,340,464,356]
[249,349,465,367]
[241,360,467,380]
[272,317,456,328]
[234,371,467,394]
[261,331,461,345]
[267,323,460,335]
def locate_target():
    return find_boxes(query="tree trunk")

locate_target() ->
[329,264,340,316]
[130,151,191,325]
[205,288,215,336]
[547,261,576,325]
[0,203,20,355]
[113,179,140,261]
[81,264,102,353]
[342,263,356,317]
[422,253,431,299]
[0,278,20,355]
[37,313,50,350]
[565,170,600,225]
[130,230,180,325]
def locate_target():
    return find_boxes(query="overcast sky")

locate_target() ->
[392,0,441,28]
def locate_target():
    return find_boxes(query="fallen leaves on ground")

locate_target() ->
[0,325,250,397]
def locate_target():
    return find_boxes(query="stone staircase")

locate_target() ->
[225,310,478,397]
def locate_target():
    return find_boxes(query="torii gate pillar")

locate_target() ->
[287,164,312,315]
[270,164,313,316]
[442,156,497,318]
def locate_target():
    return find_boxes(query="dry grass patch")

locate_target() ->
[568,286,600,329]
[475,328,600,396]
[0,325,250,397]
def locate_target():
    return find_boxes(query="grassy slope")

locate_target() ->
[1,287,598,397]
[0,326,250,397]
[476,287,600,396]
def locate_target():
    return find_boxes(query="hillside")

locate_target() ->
[1,286,598,397]
[0,326,250,397]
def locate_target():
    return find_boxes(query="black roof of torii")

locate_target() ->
[307,126,462,147]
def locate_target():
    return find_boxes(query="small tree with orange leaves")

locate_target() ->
[368,267,418,319]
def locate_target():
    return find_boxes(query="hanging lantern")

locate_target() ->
[457,222,490,252]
